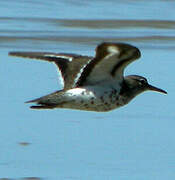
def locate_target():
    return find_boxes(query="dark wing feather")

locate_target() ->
[76,42,141,87]
[9,51,92,89]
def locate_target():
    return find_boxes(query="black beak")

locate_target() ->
[148,84,167,94]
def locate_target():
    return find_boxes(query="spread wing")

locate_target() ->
[9,52,93,90]
[76,42,141,87]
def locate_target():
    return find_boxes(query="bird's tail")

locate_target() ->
[26,90,65,109]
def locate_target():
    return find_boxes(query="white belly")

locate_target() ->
[59,85,125,112]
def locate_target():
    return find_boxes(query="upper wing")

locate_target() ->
[9,51,92,89]
[76,42,141,87]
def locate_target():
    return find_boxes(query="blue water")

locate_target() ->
[0,0,175,179]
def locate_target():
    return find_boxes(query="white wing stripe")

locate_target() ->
[73,59,92,87]
[44,54,73,62]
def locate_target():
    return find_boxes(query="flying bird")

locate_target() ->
[9,42,167,112]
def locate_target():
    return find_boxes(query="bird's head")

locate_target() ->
[122,75,167,98]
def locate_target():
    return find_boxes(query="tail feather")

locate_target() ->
[26,90,65,109]
[30,104,58,109]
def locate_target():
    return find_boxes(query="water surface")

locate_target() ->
[0,0,174,180]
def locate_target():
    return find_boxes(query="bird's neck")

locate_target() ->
[120,80,142,100]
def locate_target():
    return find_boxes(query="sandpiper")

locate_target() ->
[9,42,167,112]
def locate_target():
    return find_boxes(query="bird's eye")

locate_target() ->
[139,79,147,85]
